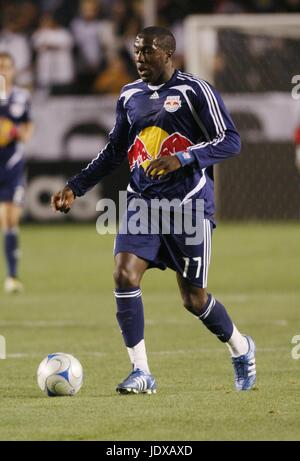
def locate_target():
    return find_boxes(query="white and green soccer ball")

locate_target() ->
[37,352,83,397]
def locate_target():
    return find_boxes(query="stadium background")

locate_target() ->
[1,0,299,221]
[0,0,300,442]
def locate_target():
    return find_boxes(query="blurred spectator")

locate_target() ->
[13,1,39,34]
[111,0,142,79]
[249,0,280,12]
[93,55,132,93]
[36,0,80,27]
[0,10,32,87]
[157,0,187,26]
[71,0,115,93]
[32,14,75,93]
[248,0,299,12]
[213,0,248,13]
[282,0,300,12]
[0,0,298,96]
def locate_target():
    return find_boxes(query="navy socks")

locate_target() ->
[198,293,234,343]
[115,287,144,348]
[115,288,234,346]
[4,229,19,278]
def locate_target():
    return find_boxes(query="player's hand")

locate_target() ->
[145,156,181,180]
[51,186,75,214]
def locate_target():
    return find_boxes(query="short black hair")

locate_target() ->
[137,26,176,54]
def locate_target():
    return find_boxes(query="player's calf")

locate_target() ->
[182,290,209,316]
[180,287,256,391]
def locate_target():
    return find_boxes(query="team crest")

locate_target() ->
[163,96,181,113]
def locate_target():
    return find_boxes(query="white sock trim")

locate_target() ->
[226,325,249,357]
[127,339,150,374]
[114,289,142,298]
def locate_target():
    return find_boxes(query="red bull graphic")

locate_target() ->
[128,126,193,172]
[164,95,182,113]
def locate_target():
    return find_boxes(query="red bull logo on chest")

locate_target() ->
[164,95,181,113]
[128,126,193,171]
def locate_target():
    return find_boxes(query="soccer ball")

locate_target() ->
[37,352,83,397]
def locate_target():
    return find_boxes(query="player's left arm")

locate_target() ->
[146,82,241,178]
[175,82,241,170]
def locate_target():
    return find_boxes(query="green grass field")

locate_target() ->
[0,222,299,441]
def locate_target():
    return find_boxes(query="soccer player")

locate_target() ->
[0,52,33,293]
[52,27,256,393]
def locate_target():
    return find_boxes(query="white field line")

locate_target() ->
[147,319,289,326]
[0,320,95,327]
[7,351,107,359]
[145,292,300,302]
[151,347,291,355]
[6,347,291,359]
[0,319,289,327]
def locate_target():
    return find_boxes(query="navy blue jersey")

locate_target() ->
[0,86,31,175]
[68,70,241,222]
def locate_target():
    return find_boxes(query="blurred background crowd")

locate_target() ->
[0,0,299,95]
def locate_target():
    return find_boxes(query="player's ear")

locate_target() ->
[165,50,173,62]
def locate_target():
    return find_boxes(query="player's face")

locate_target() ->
[134,35,170,85]
[0,56,15,87]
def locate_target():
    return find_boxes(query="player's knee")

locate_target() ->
[182,291,208,316]
[1,220,15,232]
[113,266,141,289]
[0,206,20,230]
[4,223,17,232]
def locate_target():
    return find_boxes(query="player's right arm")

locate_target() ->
[52,96,130,213]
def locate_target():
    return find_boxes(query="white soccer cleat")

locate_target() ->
[4,277,24,294]
[116,368,157,395]
[232,336,256,391]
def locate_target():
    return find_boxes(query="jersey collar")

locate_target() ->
[146,69,178,91]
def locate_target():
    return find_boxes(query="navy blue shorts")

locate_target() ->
[0,161,25,205]
[114,199,213,288]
